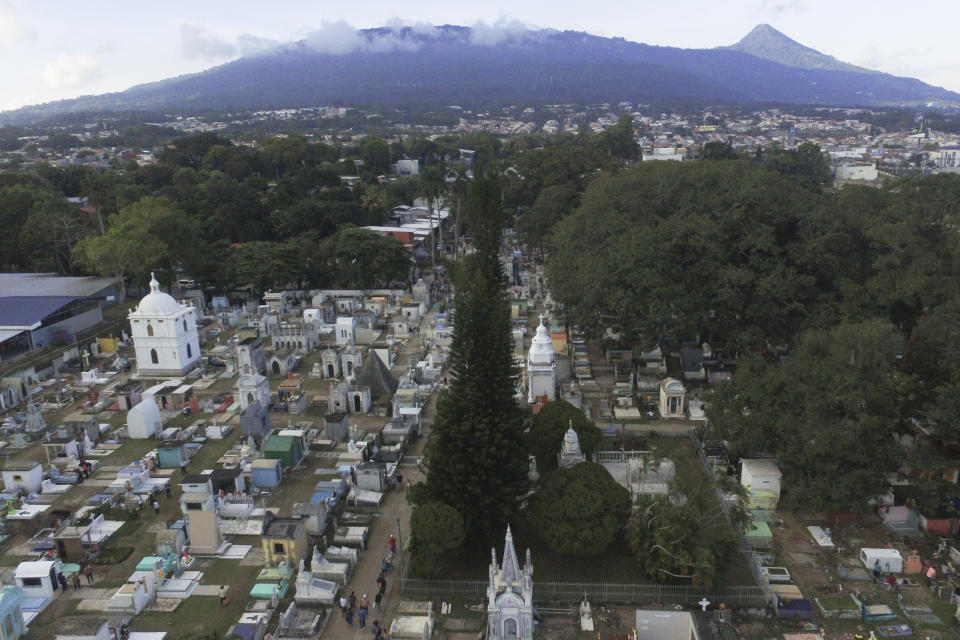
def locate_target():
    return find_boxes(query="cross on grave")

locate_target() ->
[698,597,710,612]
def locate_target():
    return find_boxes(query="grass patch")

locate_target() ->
[113,518,142,538]
[95,546,134,565]
[130,565,260,640]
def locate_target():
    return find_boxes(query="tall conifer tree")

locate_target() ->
[424,175,528,547]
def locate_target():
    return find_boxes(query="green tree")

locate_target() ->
[320,227,409,289]
[547,160,826,348]
[423,176,528,547]
[409,502,466,577]
[760,142,832,191]
[74,197,193,301]
[627,482,739,588]
[708,320,905,510]
[18,192,89,274]
[228,241,298,294]
[516,185,579,255]
[160,133,232,169]
[701,141,738,160]
[530,462,631,556]
[594,114,639,161]
[360,135,391,173]
[527,400,601,474]
[0,184,44,269]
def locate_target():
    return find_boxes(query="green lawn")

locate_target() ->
[130,565,261,640]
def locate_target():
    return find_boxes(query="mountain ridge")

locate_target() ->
[2,25,957,124]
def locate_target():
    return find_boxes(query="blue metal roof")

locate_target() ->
[0,296,78,330]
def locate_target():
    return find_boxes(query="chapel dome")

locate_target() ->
[137,273,181,316]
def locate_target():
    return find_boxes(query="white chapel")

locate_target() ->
[129,273,201,376]
[527,315,557,403]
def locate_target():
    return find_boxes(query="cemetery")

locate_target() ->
[0,266,451,640]
[0,189,959,640]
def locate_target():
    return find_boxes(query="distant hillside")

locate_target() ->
[725,24,874,74]
[2,25,958,124]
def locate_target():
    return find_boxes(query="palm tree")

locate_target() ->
[448,166,470,259]
[418,166,445,268]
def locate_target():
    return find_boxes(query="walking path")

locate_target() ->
[320,300,441,639]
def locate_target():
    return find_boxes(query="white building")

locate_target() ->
[527,316,557,403]
[128,273,201,376]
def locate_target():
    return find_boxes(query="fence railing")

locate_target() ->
[591,450,651,463]
[400,577,767,606]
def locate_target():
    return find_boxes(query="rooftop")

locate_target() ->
[0,273,116,298]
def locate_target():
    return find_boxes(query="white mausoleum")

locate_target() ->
[527,315,557,403]
[129,273,201,376]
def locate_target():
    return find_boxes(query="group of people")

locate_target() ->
[336,536,396,637]
[340,591,388,637]
[55,562,94,593]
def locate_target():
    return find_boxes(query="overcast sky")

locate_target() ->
[2,0,958,112]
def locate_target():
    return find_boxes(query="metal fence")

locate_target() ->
[400,577,767,606]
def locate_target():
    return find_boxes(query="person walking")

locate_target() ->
[152,499,160,515]
[57,572,68,592]
[71,572,81,590]
[345,607,354,628]
[358,606,368,630]
[374,591,383,609]
[219,585,228,607]
[339,594,348,616]
[371,620,382,639]
[873,559,882,584]
[926,564,937,587]
[389,534,397,554]
[416,457,423,473]
[165,484,172,499]
[377,576,386,596]
[83,564,94,584]
[137,494,144,512]
[360,593,369,611]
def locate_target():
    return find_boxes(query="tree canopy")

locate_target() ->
[530,462,631,556]
[708,320,905,510]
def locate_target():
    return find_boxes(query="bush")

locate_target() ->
[410,502,465,577]
[530,462,631,556]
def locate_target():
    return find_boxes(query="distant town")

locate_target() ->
[2,102,958,183]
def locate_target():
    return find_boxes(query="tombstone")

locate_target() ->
[324,413,349,443]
